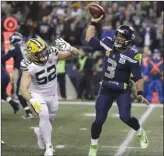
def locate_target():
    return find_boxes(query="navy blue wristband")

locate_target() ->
[137,91,143,95]
[90,22,99,29]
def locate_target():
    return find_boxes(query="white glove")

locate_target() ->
[129,79,137,100]
[29,98,41,114]
[137,95,149,105]
[55,38,72,51]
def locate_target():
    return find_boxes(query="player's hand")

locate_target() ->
[29,98,41,114]
[55,38,72,51]
[137,95,149,105]
[124,83,128,89]
[91,15,104,23]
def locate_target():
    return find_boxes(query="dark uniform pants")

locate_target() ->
[1,71,10,100]
[91,86,140,139]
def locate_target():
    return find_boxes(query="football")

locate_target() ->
[89,4,105,19]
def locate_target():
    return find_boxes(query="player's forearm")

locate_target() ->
[20,72,32,101]
[70,47,79,57]
[58,47,79,60]
[85,25,97,42]
[21,88,32,101]
[136,79,144,94]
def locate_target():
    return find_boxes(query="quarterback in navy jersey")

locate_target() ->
[86,16,149,156]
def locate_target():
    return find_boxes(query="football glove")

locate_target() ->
[55,38,72,51]
[29,98,41,114]
[137,95,149,105]
[129,79,137,100]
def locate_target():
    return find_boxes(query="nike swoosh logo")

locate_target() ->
[143,137,148,144]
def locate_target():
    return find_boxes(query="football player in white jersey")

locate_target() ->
[20,38,79,156]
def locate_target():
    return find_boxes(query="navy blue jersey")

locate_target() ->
[2,43,26,69]
[88,37,142,83]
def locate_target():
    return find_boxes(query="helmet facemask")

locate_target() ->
[114,32,132,49]
[29,46,49,65]
[114,25,135,49]
[35,47,49,65]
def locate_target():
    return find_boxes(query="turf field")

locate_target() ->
[1,101,163,156]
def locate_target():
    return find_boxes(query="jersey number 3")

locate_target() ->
[105,58,117,79]
[35,65,56,85]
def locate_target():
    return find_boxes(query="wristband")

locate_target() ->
[90,21,99,29]
[137,91,143,95]
[29,98,35,105]
[69,46,73,52]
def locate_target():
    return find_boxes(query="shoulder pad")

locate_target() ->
[102,37,113,42]
[100,37,113,51]
[20,58,32,71]
[48,46,58,55]
[8,45,15,51]
[130,47,138,54]
[128,47,142,62]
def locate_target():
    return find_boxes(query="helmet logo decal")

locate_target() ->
[26,45,32,51]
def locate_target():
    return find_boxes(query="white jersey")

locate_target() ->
[20,46,58,96]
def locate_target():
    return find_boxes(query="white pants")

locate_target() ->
[31,93,59,121]
[31,93,59,145]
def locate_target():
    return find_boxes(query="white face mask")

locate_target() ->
[40,56,48,62]
[36,48,49,63]
[114,41,123,48]
[114,33,127,48]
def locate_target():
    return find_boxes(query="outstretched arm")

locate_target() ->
[55,38,79,60]
[85,15,104,42]
[2,50,14,63]
[57,47,79,60]
[85,16,106,51]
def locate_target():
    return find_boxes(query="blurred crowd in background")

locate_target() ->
[1,1,164,103]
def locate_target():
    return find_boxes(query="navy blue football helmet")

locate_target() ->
[114,25,135,49]
[9,32,23,45]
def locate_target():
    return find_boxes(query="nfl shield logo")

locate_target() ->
[106,51,110,56]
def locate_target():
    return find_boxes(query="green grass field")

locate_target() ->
[1,101,163,156]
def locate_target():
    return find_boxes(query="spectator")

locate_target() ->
[77,48,94,100]
[35,15,54,42]
[57,60,66,100]
[66,57,79,93]
[1,1,163,102]
[144,49,163,103]
[142,47,151,97]
[140,20,157,51]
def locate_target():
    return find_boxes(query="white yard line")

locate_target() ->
[55,145,65,149]
[114,105,154,156]
[59,101,163,108]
